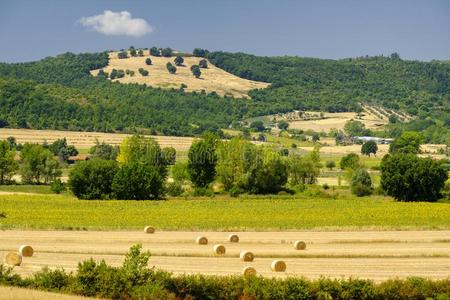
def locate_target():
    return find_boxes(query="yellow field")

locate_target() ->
[0,286,92,300]
[288,111,387,132]
[91,51,269,98]
[2,230,449,282]
[0,128,194,151]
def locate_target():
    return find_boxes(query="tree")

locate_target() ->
[190,65,201,78]
[340,153,360,170]
[350,168,373,196]
[149,47,160,56]
[381,154,448,201]
[117,51,128,59]
[138,68,149,76]
[161,48,173,57]
[145,58,152,65]
[112,162,165,200]
[0,140,18,184]
[277,121,289,130]
[171,161,189,183]
[117,135,166,169]
[193,48,209,57]
[130,48,137,57]
[166,63,177,74]
[199,59,208,68]
[89,139,118,160]
[20,144,61,184]
[137,49,144,56]
[326,160,336,170]
[388,115,398,124]
[288,154,319,185]
[49,138,78,163]
[312,133,320,142]
[110,69,118,79]
[68,158,118,199]
[361,140,378,156]
[344,120,368,136]
[162,147,176,165]
[389,131,423,154]
[174,56,184,66]
[187,133,218,188]
[250,120,265,132]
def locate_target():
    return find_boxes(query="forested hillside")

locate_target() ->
[0,50,448,142]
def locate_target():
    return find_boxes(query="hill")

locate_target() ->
[91,51,268,98]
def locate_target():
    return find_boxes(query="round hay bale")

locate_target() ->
[228,234,239,243]
[242,266,257,276]
[19,245,34,257]
[271,260,286,272]
[5,252,22,266]
[240,251,254,262]
[293,240,306,250]
[143,226,155,234]
[196,236,208,245]
[213,244,226,255]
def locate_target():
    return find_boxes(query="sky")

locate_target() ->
[1,0,449,63]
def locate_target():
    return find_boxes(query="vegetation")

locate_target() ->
[20,144,61,184]
[351,168,373,197]
[190,64,201,78]
[89,140,118,160]
[389,131,423,154]
[199,59,208,68]
[145,57,152,65]
[149,47,160,56]
[188,133,217,188]
[174,56,184,66]
[138,68,149,76]
[340,153,360,170]
[380,154,448,202]
[0,140,18,184]
[361,140,378,156]
[49,138,78,162]
[166,62,177,74]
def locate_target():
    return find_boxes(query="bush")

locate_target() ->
[145,58,152,65]
[340,153,360,170]
[381,154,448,201]
[166,181,184,197]
[112,163,165,200]
[138,68,149,76]
[325,160,335,170]
[350,168,373,196]
[50,179,66,194]
[361,140,378,156]
[68,159,118,200]
[32,267,70,291]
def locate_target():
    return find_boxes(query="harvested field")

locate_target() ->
[0,128,194,151]
[0,286,94,300]
[1,230,450,281]
[91,52,269,98]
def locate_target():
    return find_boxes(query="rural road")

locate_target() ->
[1,230,449,281]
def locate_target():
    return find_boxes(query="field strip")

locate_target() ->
[1,230,450,280]
[0,286,96,300]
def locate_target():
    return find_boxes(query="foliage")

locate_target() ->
[351,168,373,196]
[49,138,78,162]
[50,178,66,194]
[68,158,118,200]
[199,59,208,68]
[171,161,189,183]
[145,58,152,65]
[340,153,360,170]
[112,162,165,200]
[138,68,149,76]
[149,47,160,56]
[161,48,173,57]
[174,56,184,66]
[344,120,370,136]
[389,131,423,154]
[361,140,378,156]
[165,181,184,197]
[288,154,320,185]
[249,120,265,132]
[380,154,448,202]
[325,160,335,170]
[20,143,61,184]
[89,140,118,160]
[187,133,218,188]
[277,121,289,130]
[193,48,209,57]
[117,136,165,170]
[162,147,176,165]
[0,140,18,184]
[190,64,201,78]
[166,62,177,74]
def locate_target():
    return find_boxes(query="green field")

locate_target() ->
[0,192,449,231]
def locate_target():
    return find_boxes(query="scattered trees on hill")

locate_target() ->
[20,144,61,184]
[190,65,201,78]
[381,154,448,202]
[149,47,160,56]
[199,59,208,69]
[193,48,210,57]
[166,63,177,74]
[0,140,18,184]
[138,68,149,76]
[188,133,218,188]
[350,168,373,196]
[174,56,184,66]
[361,140,378,156]
[145,58,152,65]
[389,131,423,154]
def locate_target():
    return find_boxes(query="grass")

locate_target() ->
[0,193,449,231]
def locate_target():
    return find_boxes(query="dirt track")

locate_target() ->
[1,230,449,281]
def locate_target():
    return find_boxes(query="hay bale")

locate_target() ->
[19,245,34,257]
[228,234,239,243]
[5,252,22,266]
[293,240,306,250]
[213,244,226,255]
[271,260,286,272]
[240,250,254,262]
[144,226,155,234]
[242,266,257,276]
[196,236,208,245]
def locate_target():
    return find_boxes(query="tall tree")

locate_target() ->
[361,140,378,156]
[389,131,423,154]
[187,132,218,188]
[0,140,18,184]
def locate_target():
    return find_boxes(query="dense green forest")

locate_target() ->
[0,50,448,142]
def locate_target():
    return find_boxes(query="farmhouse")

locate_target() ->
[353,136,393,144]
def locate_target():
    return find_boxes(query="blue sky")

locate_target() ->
[1,0,449,62]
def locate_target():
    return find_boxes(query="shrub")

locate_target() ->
[174,56,184,66]
[171,161,189,183]
[166,63,177,74]
[361,140,378,156]
[381,154,448,201]
[389,131,423,154]
[340,153,360,170]
[68,159,118,200]
[199,59,208,68]
[149,47,160,56]
[325,160,335,170]
[139,68,149,76]
[32,267,70,291]
[350,168,373,196]
[166,181,184,197]
[112,163,165,200]
[50,179,66,194]
[145,58,152,65]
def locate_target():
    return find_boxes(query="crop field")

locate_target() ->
[91,51,269,98]
[0,128,194,151]
[0,286,91,300]
[1,230,449,281]
[1,193,450,231]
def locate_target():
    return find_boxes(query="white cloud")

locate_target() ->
[79,10,152,37]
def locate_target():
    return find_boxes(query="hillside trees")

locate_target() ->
[381,154,448,201]
[161,48,173,57]
[0,140,18,184]
[344,120,369,137]
[117,51,128,59]
[340,153,360,170]
[49,138,78,163]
